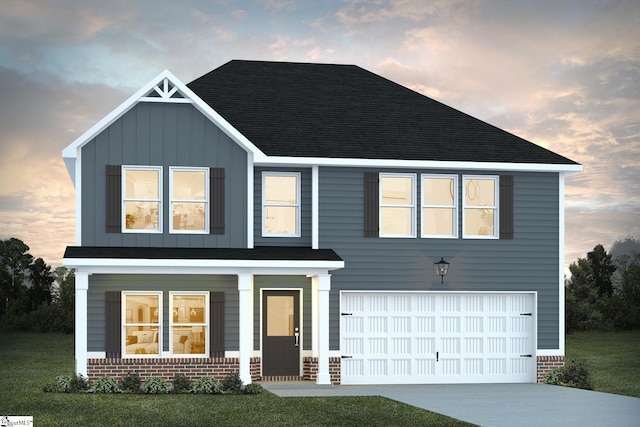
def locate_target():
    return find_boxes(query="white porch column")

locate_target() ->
[311,276,319,357]
[316,273,332,385]
[237,273,253,384]
[75,271,90,376]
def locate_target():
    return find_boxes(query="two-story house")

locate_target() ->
[62,60,582,386]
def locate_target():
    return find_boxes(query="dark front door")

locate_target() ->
[262,290,300,376]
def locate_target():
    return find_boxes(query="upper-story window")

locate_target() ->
[380,173,416,237]
[422,174,458,238]
[123,166,162,233]
[463,175,498,238]
[262,172,300,237]
[170,167,209,233]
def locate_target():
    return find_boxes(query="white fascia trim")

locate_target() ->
[256,156,584,174]
[61,70,266,184]
[536,349,564,357]
[247,151,254,248]
[558,172,567,356]
[87,352,106,358]
[340,290,537,295]
[64,258,344,274]
[312,165,319,249]
[180,80,264,158]
[74,149,82,245]
[62,70,177,180]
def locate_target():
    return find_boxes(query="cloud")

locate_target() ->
[0,67,127,266]
[0,0,638,273]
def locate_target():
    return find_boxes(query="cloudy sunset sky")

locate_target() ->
[0,0,638,271]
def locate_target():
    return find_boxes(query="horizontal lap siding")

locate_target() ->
[81,103,247,248]
[318,167,560,350]
[87,275,239,353]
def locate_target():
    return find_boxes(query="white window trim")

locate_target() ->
[169,166,210,234]
[262,171,301,237]
[122,291,163,358]
[121,165,163,234]
[421,174,458,239]
[462,175,499,239]
[379,173,417,238]
[169,291,209,357]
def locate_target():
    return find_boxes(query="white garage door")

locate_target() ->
[340,292,536,385]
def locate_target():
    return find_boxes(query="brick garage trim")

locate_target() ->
[537,355,565,383]
[90,356,554,385]
[87,357,261,383]
[302,357,341,385]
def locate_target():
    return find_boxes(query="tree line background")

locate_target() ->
[1,236,638,334]
[566,236,640,332]
[0,238,74,333]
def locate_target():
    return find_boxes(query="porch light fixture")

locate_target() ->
[434,257,450,283]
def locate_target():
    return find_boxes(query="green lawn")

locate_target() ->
[0,332,472,427]
[565,330,640,397]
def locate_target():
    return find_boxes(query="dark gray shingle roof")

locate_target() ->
[187,60,578,165]
[64,246,342,262]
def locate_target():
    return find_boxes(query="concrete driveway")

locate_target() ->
[262,382,640,427]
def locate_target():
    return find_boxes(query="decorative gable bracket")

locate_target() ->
[140,77,193,104]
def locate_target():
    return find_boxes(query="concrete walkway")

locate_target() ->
[262,382,640,427]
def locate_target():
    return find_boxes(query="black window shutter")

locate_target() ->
[105,291,122,358]
[364,172,379,237]
[210,168,225,235]
[106,165,122,233]
[210,291,225,357]
[499,175,514,240]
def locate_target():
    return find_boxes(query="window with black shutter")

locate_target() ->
[210,291,225,357]
[210,168,225,235]
[499,175,514,240]
[364,172,379,237]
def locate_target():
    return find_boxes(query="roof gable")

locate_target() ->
[188,60,580,168]
[61,70,262,184]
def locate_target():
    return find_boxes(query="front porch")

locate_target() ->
[64,246,344,386]
[85,356,342,385]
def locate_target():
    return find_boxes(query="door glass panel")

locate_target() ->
[267,296,294,336]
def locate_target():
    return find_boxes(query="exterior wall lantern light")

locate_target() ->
[434,257,450,283]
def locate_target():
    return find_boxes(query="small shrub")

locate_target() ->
[221,372,243,394]
[44,375,71,393]
[544,369,563,385]
[172,374,192,393]
[544,360,593,390]
[44,374,89,393]
[119,372,142,393]
[244,382,264,394]
[144,377,171,394]
[70,374,90,392]
[192,376,221,394]
[55,375,72,393]
[92,376,121,393]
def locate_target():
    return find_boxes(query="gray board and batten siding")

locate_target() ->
[315,167,561,351]
[80,102,248,248]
